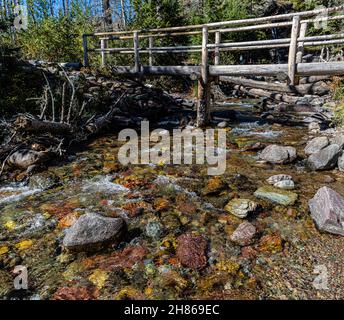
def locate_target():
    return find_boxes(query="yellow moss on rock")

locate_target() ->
[4,220,16,231]
[88,269,109,289]
[0,246,9,255]
[215,260,240,275]
[15,240,33,250]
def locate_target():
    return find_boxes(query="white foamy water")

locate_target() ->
[81,175,130,193]
[0,185,42,205]
[154,175,197,198]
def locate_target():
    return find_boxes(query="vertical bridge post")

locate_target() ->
[214,31,221,65]
[149,36,154,66]
[296,22,308,63]
[134,31,141,73]
[83,34,89,67]
[288,16,301,86]
[101,38,108,66]
[214,31,221,84]
[197,25,210,127]
[295,21,308,84]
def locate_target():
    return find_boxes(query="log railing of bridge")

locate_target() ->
[83,6,344,126]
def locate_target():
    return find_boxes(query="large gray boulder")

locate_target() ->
[309,187,344,236]
[304,136,329,155]
[259,145,297,164]
[63,212,125,252]
[338,153,344,172]
[330,134,344,149]
[307,144,342,171]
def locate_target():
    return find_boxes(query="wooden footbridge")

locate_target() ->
[83,6,344,126]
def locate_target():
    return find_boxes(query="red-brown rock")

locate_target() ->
[52,286,99,300]
[176,233,208,270]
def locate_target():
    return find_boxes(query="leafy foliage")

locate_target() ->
[17,15,94,62]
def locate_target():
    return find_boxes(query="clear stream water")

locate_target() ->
[0,103,343,300]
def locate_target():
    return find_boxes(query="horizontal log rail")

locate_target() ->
[82,5,344,127]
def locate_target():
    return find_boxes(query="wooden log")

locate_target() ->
[14,117,74,134]
[297,62,344,76]
[8,149,52,170]
[96,43,291,54]
[220,76,330,95]
[197,26,210,127]
[82,35,89,67]
[210,62,344,77]
[288,16,301,85]
[95,31,344,56]
[93,5,344,36]
[303,14,344,25]
[304,39,344,46]
[110,62,344,78]
[300,32,344,42]
[117,21,293,40]
[111,66,201,77]
[215,21,292,35]
[233,85,300,104]
[114,15,344,40]
[133,31,141,73]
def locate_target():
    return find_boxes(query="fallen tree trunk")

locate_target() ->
[299,75,331,84]
[221,76,330,96]
[233,85,300,104]
[14,116,74,135]
[7,149,52,170]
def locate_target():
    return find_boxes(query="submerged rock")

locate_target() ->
[307,144,342,171]
[338,153,344,172]
[309,186,344,236]
[52,286,99,300]
[224,199,259,218]
[145,221,164,239]
[202,177,227,196]
[28,174,60,190]
[230,222,256,246]
[217,121,228,128]
[176,233,208,270]
[254,186,298,206]
[259,145,297,164]
[330,134,344,149]
[259,234,283,254]
[63,212,125,252]
[304,136,329,155]
[273,180,295,190]
[266,174,293,185]
[308,122,321,133]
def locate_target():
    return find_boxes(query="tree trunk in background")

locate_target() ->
[27,0,36,23]
[102,0,112,27]
[120,0,126,28]
[63,0,69,16]
[49,0,54,17]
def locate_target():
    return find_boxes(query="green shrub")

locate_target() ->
[16,16,93,62]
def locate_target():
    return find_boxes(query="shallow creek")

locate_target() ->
[0,103,343,300]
